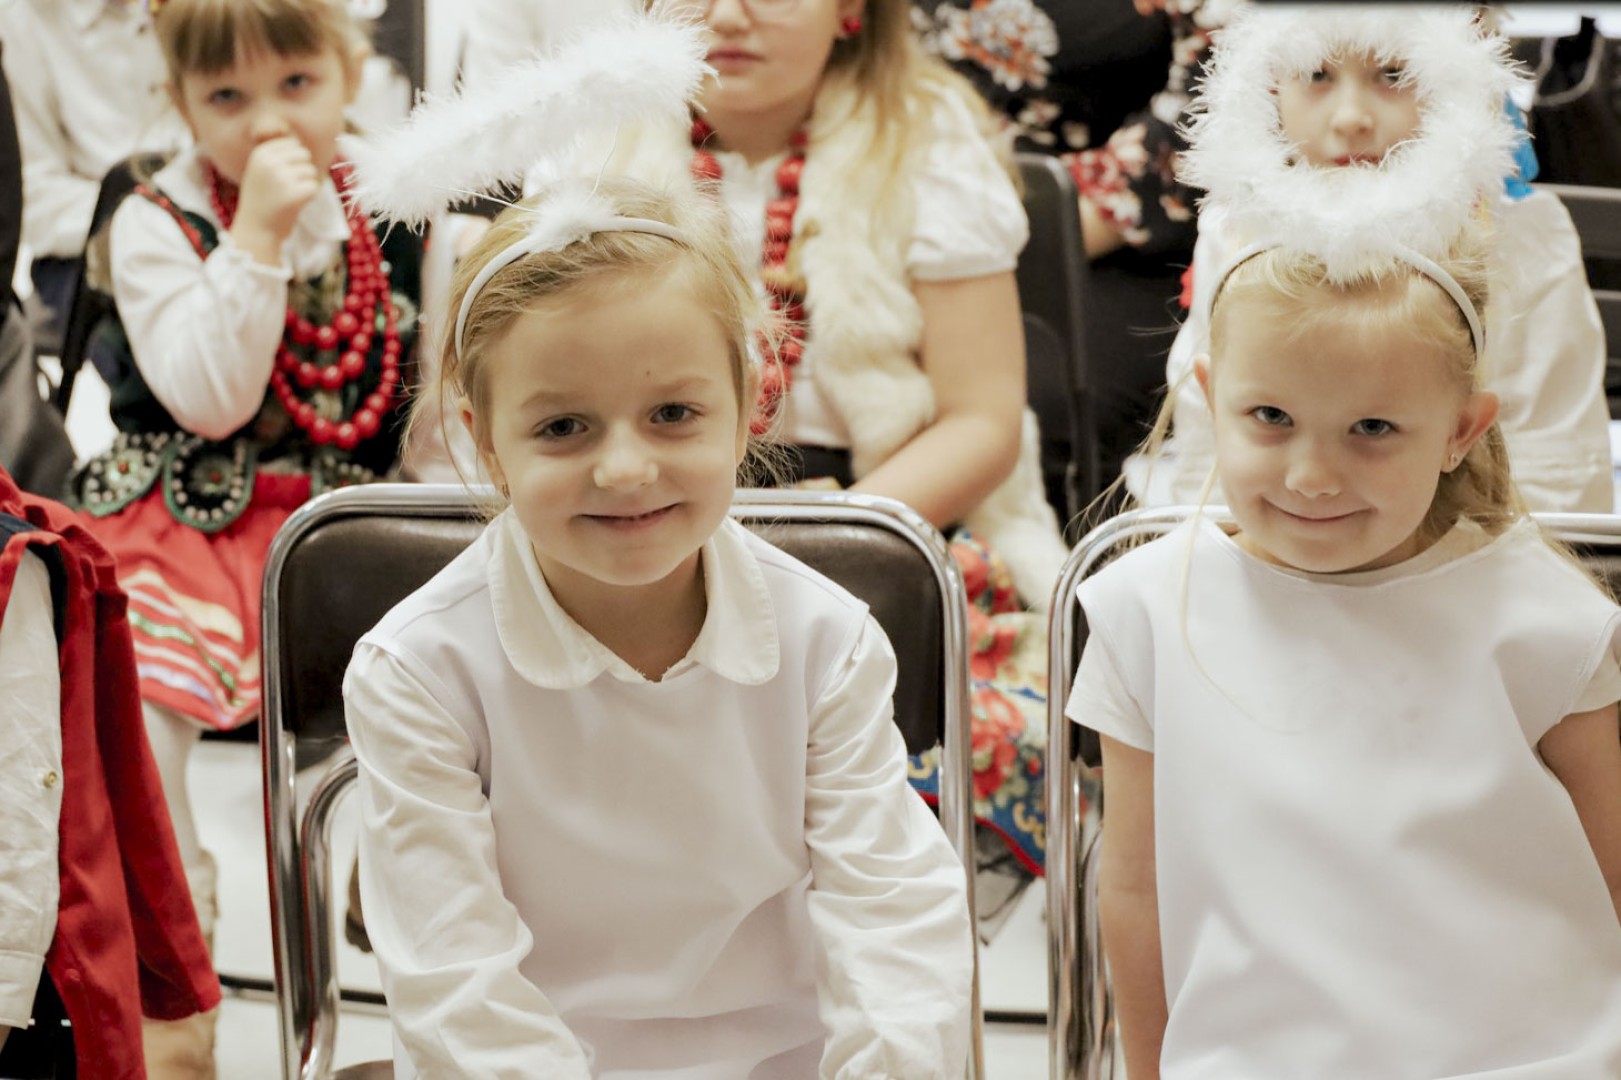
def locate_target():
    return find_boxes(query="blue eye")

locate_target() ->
[1251,406,1291,427]
[1352,418,1394,436]
[653,403,696,424]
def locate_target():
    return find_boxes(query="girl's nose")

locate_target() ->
[1285,446,1342,499]
[250,109,292,143]
[704,0,749,31]
[593,429,659,490]
[1328,85,1375,139]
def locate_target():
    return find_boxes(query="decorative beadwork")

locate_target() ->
[690,117,810,436]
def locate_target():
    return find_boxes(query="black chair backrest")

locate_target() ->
[55,152,169,414]
[1015,153,1090,534]
[0,302,70,497]
[1539,181,1621,417]
[271,497,946,757]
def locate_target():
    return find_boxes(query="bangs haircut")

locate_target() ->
[157,0,365,78]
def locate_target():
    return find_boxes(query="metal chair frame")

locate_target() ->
[1044,506,1621,1078]
[262,483,983,1080]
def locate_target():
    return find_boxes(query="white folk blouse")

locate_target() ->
[344,512,974,1078]
[106,149,351,440]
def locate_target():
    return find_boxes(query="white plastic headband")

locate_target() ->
[454,214,687,358]
[1206,240,1485,357]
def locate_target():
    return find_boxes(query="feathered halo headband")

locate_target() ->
[340,3,711,358]
[1180,4,1527,352]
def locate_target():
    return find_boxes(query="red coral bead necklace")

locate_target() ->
[690,117,808,436]
[204,161,400,451]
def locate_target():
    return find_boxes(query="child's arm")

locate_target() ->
[1098,732,1167,1080]
[1538,703,1621,923]
[802,615,974,1076]
[343,643,593,1078]
[850,271,1026,527]
[106,171,299,441]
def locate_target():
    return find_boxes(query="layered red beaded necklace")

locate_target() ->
[203,161,401,452]
[690,117,808,436]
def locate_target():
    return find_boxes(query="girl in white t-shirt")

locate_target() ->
[341,162,974,1072]
[1068,152,1621,1080]
[1132,6,1613,513]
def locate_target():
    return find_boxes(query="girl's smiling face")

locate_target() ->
[1197,287,1497,574]
[1275,51,1423,168]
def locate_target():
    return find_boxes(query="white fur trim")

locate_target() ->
[341,3,708,226]
[1181,4,1525,279]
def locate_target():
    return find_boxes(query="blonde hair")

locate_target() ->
[1209,239,1519,543]
[1105,230,1523,549]
[155,0,366,79]
[416,178,774,494]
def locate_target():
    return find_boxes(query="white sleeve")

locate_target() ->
[908,90,1028,282]
[803,615,974,1078]
[0,6,97,258]
[108,194,291,440]
[343,643,592,1079]
[0,552,62,1029]
[1487,192,1614,513]
[1065,631,1154,752]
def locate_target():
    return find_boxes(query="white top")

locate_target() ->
[0,552,62,1029]
[344,511,973,1079]
[0,0,185,259]
[458,0,637,89]
[1130,191,1615,513]
[1068,515,1621,1076]
[107,148,352,440]
[711,91,1028,448]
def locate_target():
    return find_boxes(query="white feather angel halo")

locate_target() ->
[339,1,711,228]
[1179,4,1526,282]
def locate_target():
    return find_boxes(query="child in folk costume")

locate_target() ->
[66,0,421,1070]
[1071,23,1621,1074]
[1133,6,1613,513]
[340,11,974,1075]
[570,0,1065,884]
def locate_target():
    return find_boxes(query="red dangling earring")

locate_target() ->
[840,14,863,37]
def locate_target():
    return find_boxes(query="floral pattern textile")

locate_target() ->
[915,0,1226,257]
[908,529,1054,874]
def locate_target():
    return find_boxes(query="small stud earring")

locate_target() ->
[840,15,863,36]
[1446,452,1461,471]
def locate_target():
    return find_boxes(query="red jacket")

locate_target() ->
[0,468,219,1080]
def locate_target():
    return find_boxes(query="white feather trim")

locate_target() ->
[340,3,709,225]
[1180,4,1526,280]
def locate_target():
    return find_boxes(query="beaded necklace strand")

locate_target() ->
[690,118,808,436]
[203,162,401,451]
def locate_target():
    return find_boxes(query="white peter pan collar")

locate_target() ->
[489,510,780,689]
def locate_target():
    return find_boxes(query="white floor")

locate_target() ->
[190,739,1052,1079]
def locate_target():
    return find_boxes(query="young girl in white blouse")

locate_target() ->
[64,1,420,1069]
[1070,54,1621,1074]
[341,167,974,1075]
[1133,6,1613,513]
